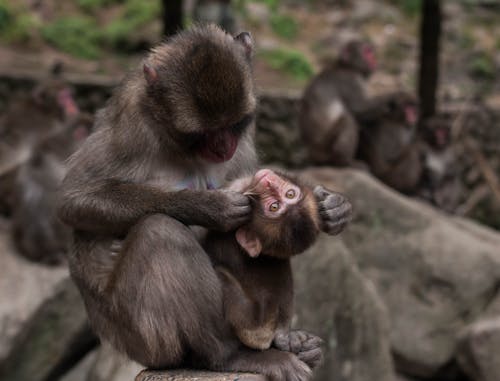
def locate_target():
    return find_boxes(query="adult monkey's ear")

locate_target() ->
[234,32,253,59]
[143,63,158,85]
[236,227,262,258]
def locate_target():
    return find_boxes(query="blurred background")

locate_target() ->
[0,1,499,381]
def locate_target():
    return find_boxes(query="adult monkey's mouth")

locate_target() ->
[200,129,238,163]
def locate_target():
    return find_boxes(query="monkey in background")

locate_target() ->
[204,169,350,371]
[358,92,423,193]
[0,72,93,263]
[12,112,93,264]
[0,74,82,215]
[58,25,349,380]
[299,40,412,166]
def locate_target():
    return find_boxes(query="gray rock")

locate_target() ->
[293,235,396,381]
[0,218,67,361]
[457,318,500,381]
[61,350,98,381]
[300,167,500,378]
[88,345,143,381]
[0,277,95,381]
[135,370,265,381]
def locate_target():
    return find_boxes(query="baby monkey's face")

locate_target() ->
[251,169,303,219]
[230,169,320,259]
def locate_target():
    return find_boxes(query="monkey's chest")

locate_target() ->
[148,165,226,191]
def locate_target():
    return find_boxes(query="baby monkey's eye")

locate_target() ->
[285,189,296,199]
[269,201,280,212]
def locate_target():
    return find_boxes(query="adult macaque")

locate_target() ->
[358,93,422,192]
[0,76,82,215]
[204,169,347,370]
[299,40,411,166]
[419,115,462,211]
[58,25,350,380]
[12,112,93,264]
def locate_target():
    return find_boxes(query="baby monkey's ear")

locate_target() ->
[236,227,262,257]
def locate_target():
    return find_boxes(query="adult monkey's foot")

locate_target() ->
[225,347,312,381]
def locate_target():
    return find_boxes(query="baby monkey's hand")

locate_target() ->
[313,185,352,235]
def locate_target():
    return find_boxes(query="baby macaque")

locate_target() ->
[300,40,416,168]
[204,169,347,369]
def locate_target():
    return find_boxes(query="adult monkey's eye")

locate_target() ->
[269,201,280,212]
[285,189,296,199]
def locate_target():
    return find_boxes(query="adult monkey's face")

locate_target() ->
[142,25,256,163]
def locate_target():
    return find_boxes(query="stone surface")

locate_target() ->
[293,236,395,381]
[135,370,265,381]
[256,92,308,168]
[457,318,500,381]
[60,350,98,381]
[0,218,67,361]
[88,345,143,381]
[0,277,95,381]
[299,167,500,378]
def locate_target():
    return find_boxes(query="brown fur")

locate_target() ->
[358,93,423,193]
[57,26,319,381]
[11,112,93,264]
[299,40,411,166]
[0,78,72,214]
[0,75,92,263]
[203,172,323,367]
[58,26,351,381]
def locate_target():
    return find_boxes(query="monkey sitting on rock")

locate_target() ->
[59,25,351,381]
[299,40,418,169]
[204,169,350,371]
[357,92,423,193]
[0,76,92,264]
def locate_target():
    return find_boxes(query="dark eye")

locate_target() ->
[269,201,280,212]
[231,113,254,135]
[285,189,296,199]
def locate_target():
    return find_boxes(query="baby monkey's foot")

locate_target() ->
[273,330,324,369]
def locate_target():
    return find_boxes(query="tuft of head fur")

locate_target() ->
[143,25,256,136]
[337,40,376,78]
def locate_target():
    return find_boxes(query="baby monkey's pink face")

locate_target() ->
[252,169,302,219]
[228,169,320,258]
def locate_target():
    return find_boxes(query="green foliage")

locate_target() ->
[0,0,39,42]
[458,29,475,50]
[469,52,495,79]
[260,48,313,81]
[102,0,160,48]
[42,0,162,56]
[0,2,10,32]
[270,13,298,40]
[390,0,421,17]
[255,0,279,12]
[42,17,101,59]
[77,0,122,12]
